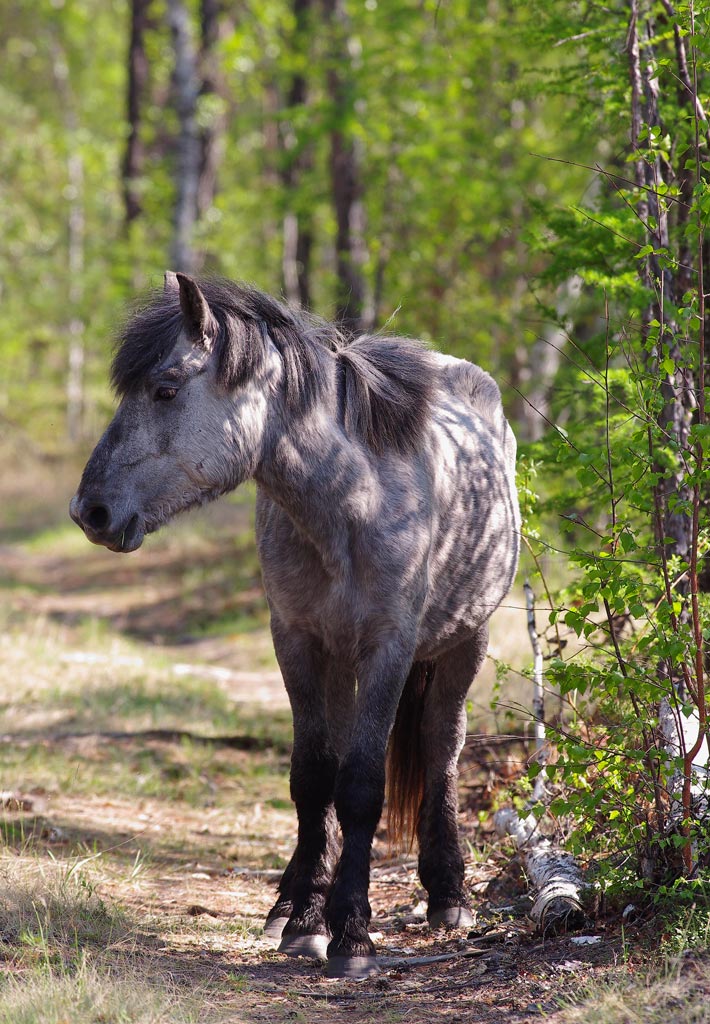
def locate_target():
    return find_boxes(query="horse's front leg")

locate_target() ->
[265,621,341,959]
[326,636,414,979]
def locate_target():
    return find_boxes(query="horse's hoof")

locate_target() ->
[262,916,289,942]
[428,906,474,929]
[326,954,380,980]
[278,932,329,960]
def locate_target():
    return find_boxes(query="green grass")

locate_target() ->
[1,727,291,809]
[0,857,131,970]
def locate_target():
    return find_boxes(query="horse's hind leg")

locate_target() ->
[417,627,488,928]
[264,621,342,959]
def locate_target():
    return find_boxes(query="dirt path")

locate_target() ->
[0,493,658,1023]
[3,781,626,1024]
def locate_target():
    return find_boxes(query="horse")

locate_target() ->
[70,271,520,979]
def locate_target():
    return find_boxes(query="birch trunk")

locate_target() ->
[196,0,228,218]
[494,809,586,934]
[659,697,710,846]
[281,0,313,308]
[323,0,372,333]
[494,583,585,934]
[628,0,705,875]
[629,0,695,564]
[167,0,201,273]
[122,0,152,228]
[51,40,85,443]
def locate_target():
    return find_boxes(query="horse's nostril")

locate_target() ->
[85,504,110,533]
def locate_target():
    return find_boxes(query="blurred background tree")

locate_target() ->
[0,0,590,452]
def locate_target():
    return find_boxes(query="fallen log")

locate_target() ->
[494,808,585,934]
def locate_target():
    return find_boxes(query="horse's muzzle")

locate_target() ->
[69,494,145,553]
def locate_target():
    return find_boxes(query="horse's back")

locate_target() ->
[416,354,519,657]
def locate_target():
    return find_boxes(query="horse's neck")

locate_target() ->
[255,409,376,573]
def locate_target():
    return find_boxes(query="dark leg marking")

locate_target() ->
[265,622,341,960]
[417,628,488,929]
[325,638,415,978]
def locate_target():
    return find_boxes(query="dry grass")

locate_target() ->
[556,953,710,1024]
[0,959,209,1024]
[0,855,130,967]
[0,855,211,1024]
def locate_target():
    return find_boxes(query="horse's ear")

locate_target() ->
[163,271,179,293]
[175,272,216,349]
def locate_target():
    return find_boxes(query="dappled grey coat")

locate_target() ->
[71,273,520,979]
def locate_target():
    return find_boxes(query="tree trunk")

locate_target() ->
[66,146,85,445]
[197,0,228,218]
[493,584,585,935]
[122,0,152,229]
[280,0,313,308]
[51,38,85,443]
[628,0,705,874]
[323,0,371,333]
[628,0,695,565]
[167,0,201,273]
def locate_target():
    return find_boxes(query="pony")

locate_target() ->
[70,272,519,978]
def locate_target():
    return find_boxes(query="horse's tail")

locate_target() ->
[386,660,435,848]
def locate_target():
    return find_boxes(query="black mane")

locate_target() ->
[112,278,437,455]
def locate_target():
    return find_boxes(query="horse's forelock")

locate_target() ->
[111,295,184,396]
[111,279,333,404]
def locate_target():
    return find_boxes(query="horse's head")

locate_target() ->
[70,273,279,552]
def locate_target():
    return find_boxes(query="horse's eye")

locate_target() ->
[154,386,178,402]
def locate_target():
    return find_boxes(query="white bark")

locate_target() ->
[66,148,85,444]
[525,580,547,804]
[494,582,585,934]
[51,41,85,443]
[659,697,710,819]
[167,0,201,273]
[494,808,586,933]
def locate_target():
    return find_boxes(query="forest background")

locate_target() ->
[1,0,710,1021]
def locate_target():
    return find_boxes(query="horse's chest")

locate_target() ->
[256,515,353,631]
[255,502,424,654]
[261,555,362,651]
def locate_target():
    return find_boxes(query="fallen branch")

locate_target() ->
[378,947,486,969]
[494,808,585,934]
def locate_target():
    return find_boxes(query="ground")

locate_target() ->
[1,449,708,1023]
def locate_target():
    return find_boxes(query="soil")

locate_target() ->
[0,497,665,1023]
[6,780,632,1024]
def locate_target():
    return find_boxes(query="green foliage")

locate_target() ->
[0,0,589,448]
[520,0,710,892]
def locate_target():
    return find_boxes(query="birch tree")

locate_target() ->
[122,0,152,230]
[167,0,201,273]
[280,0,314,308]
[323,0,370,333]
